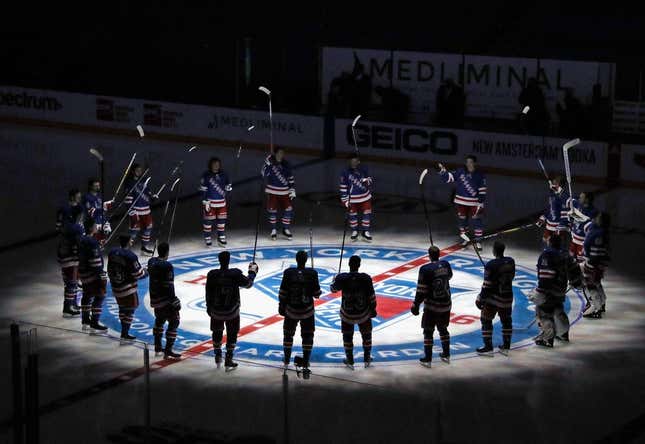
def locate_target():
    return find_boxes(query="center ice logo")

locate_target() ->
[102,245,585,365]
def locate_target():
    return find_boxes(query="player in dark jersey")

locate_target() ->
[475,241,516,356]
[148,242,181,359]
[278,250,322,377]
[532,235,583,346]
[205,251,258,371]
[57,201,83,317]
[78,217,108,332]
[330,255,377,370]
[411,246,453,367]
[582,212,611,319]
[107,235,148,343]
[56,188,82,233]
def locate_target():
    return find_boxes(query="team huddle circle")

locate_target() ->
[101,244,586,365]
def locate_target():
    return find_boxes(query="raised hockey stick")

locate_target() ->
[112,152,137,201]
[155,145,197,197]
[167,177,182,244]
[562,138,580,201]
[108,168,150,217]
[337,185,353,274]
[251,180,264,264]
[258,86,273,153]
[351,115,362,156]
[308,202,319,269]
[89,147,106,213]
[521,106,550,183]
[104,177,152,245]
[418,168,434,246]
[460,233,485,266]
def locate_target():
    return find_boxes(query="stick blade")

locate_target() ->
[136,125,145,138]
[460,233,471,243]
[419,169,429,185]
[258,86,271,96]
[188,146,197,152]
[563,138,580,151]
[522,106,530,114]
[89,148,104,161]
[248,125,255,131]
[351,115,362,127]
[170,178,181,192]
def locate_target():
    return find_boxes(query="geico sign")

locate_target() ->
[347,124,458,154]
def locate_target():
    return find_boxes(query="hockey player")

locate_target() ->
[339,154,374,241]
[107,235,148,342]
[261,147,295,240]
[411,246,453,367]
[82,178,113,244]
[438,155,487,250]
[199,157,232,247]
[568,191,598,260]
[57,203,83,317]
[582,212,611,319]
[124,164,156,254]
[532,235,583,347]
[278,250,322,376]
[148,242,181,359]
[475,241,516,356]
[56,188,82,233]
[330,255,377,369]
[536,176,569,247]
[205,251,258,371]
[78,217,108,332]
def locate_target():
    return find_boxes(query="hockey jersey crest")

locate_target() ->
[440,168,487,207]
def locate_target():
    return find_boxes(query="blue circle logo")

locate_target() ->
[103,244,585,365]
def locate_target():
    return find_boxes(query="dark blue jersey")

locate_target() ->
[414,260,453,312]
[205,268,256,320]
[279,267,322,319]
[78,235,104,283]
[148,257,176,308]
[330,271,376,323]
[107,247,147,299]
[480,256,516,308]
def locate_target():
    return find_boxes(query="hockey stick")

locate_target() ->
[151,177,181,256]
[418,168,434,246]
[337,186,353,274]
[251,180,264,264]
[112,152,137,201]
[521,106,550,183]
[308,201,319,269]
[155,145,197,197]
[460,233,485,266]
[562,138,580,201]
[473,223,536,243]
[258,86,273,154]
[89,147,106,228]
[351,115,362,156]
[108,168,150,217]
[104,176,152,245]
[167,177,182,244]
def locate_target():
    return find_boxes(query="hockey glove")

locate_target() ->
[248,262,259,275]
[475,297,484,310]
[288,189,296,200]
[437,163,446,174]
[171,297,182,310]
[370,308,378,318]
[264,156,273,166]
[102,222,112,235]
[536,215,546,227]
[225,184,233,192]
[202,200,211,212]
[103,200,114,211]
[278,303,286,316]
[410,304,420,316]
